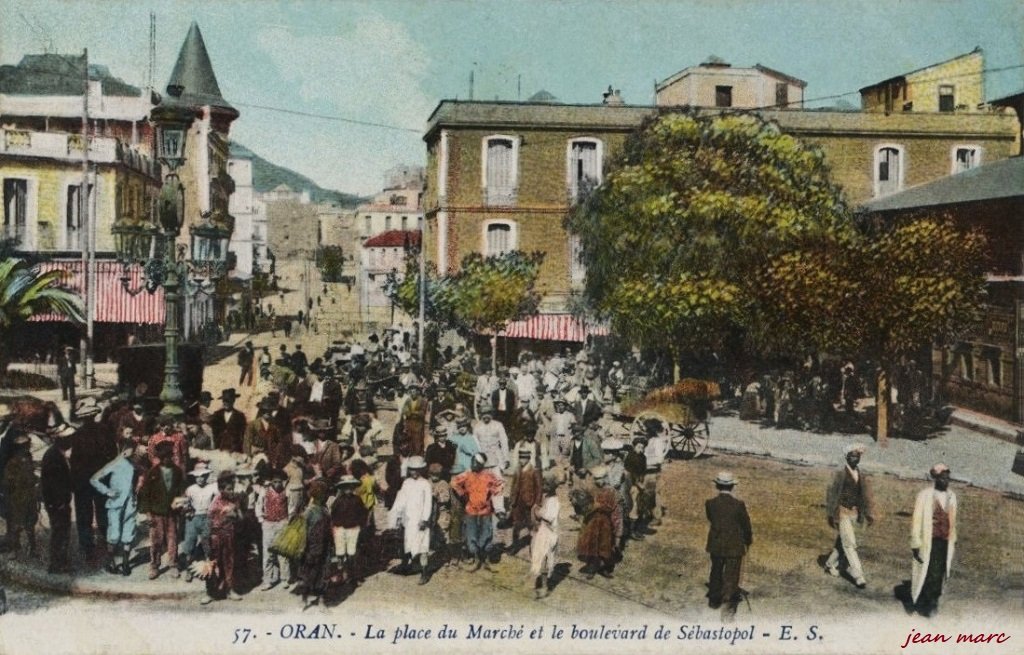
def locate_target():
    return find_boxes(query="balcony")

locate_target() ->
[1,128,155,179]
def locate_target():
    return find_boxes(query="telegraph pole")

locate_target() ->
[79,48,94,389]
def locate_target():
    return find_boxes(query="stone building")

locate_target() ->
[860,48,985,114]
[0,52,165,359]
[864,156,1024,431]
[656,56,807,109]
[360,229,420,328]
[226,155,270,278]
[421,89,1016,347]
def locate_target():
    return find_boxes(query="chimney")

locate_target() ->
[602,85,625,106]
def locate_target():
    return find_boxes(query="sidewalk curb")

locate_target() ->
[709,440,1024,500]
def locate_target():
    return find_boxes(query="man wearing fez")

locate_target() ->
[41,424,76,573]
[910,464,959,617]
[137,441,187,579]
[211,388,247,453]
[824,444,875,589]
[70,397,117,563]
[705,471,753,621]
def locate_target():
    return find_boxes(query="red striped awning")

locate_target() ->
[498,314,609,342]
[31,260,165,324]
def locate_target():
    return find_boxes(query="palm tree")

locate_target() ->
[0,258,84,372]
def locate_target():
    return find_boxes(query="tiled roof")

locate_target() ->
[363,230,422,248]
[862,156,1024,212]
[166,22,237,117]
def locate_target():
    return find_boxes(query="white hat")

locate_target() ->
[472,452,488,466]
[714,471,738,486]
[406,455,427,470]
[930,463,950,478]
[590,465,609,479]
[844,443,867,455]
[601,438,624,451]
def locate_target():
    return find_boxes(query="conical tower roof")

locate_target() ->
[166,22,238,119]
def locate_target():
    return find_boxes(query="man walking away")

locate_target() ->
[705,471,752,622]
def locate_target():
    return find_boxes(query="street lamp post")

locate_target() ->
[149,85,195,417]
[113,84,237,418]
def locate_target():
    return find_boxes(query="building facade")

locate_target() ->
[360,229,420,327]
[226,155,270,278]
[0,53,166,359]
[656,57,807,109]
[860,48,985,114]
[864,156,1024,431]
[422,95,1017,346]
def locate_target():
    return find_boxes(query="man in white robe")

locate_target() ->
[910,463,958,617]
[387,456,434,584]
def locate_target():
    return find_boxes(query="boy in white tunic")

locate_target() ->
[387,455,434,584]
[530,476,561,599]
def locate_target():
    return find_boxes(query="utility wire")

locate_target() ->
[231,101,422,134]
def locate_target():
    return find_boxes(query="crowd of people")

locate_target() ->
[0,333,960,619]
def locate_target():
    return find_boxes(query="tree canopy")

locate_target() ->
[392,250,544,336]
[567,109,852,353]
[568,109,989,443]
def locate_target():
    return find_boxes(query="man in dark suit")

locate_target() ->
[41,424,76,573]
[57,346,77,407]
[705,471,752,621]
[574,385,603,427]
[490,377,518,431]
[70,397,117,562]
[210,389,247,453]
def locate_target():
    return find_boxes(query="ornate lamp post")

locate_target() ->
[112,85,197,417]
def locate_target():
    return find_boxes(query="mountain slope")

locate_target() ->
[229,142,364,208]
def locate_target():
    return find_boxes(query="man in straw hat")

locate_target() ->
[824,443,875,589]
[910,464,958,617]
[69,396,116,563]
[182,465,217,582]
[387,455,434,584]
[41,423,75,573]
[451,453,505,572]
[705,471,752,620]
[330,474,367,587]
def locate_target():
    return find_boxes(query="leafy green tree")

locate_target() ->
[391,250,544,339]
[567,109,852,368]
[316,245,345,283]
[0,258,85,370]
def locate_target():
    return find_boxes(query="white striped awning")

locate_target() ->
[31,260,165,324]
[498,314,609,342]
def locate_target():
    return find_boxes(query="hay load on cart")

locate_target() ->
[619,378,720,459]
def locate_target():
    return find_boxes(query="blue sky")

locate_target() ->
[2,0,1022,195]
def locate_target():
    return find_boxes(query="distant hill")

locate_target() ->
[229,142,365,208]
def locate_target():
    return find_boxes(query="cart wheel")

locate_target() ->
[630,412,671,443]
[669,420,710,460]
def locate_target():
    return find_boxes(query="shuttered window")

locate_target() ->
[568,139,602,202]
[483,136,518,206]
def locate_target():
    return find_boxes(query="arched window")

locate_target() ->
[483,220,517,256]
[873,144,905,197]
